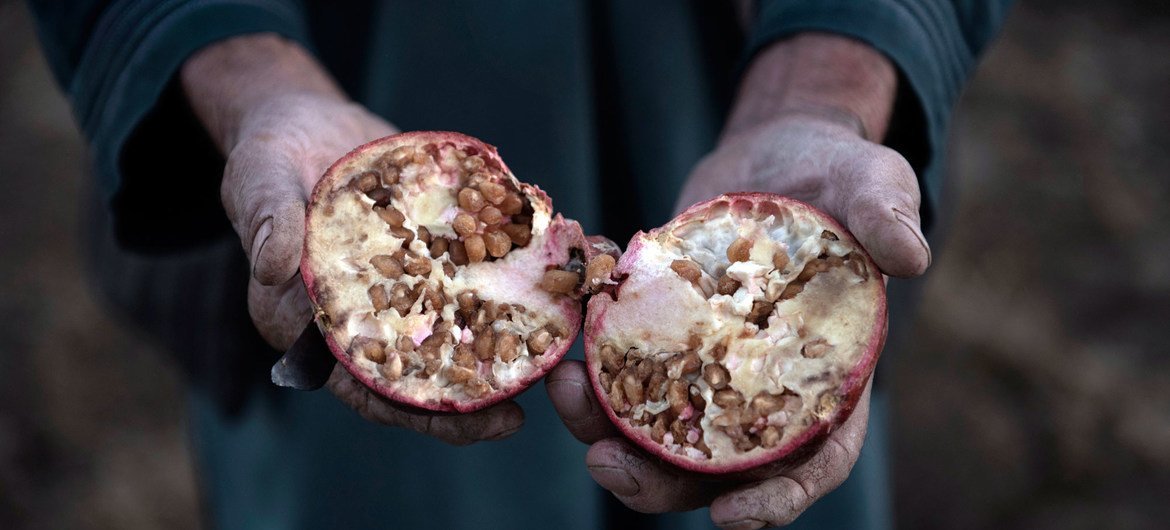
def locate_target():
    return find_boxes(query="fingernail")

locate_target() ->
[892,208,932,269]
[547,380,595,420]
[588,466,640,496]
[719,518,766,530]
[251,217,274,278]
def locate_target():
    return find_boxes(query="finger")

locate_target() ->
[710,380,873,528]
[327,367,525,445]
[833,146,931,278]
[221,138,308,286]
[586,438,722,513]
[546,361,620,444]
[248,274,314,351]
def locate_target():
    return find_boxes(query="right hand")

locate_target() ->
[181,34,524,445]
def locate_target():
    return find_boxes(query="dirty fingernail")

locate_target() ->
[251,217,274,277]
[588,466,640,496]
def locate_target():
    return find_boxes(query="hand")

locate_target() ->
[550,33,929,528]
[181,34,523,444]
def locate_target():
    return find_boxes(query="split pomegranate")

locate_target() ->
[302,132,588,413]
[584,193,887,477]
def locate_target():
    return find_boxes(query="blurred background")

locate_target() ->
[1,1,1167,528]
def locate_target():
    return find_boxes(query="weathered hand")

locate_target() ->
[182,34,524,444]
[551,33,927,527]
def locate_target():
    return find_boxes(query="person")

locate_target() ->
[29,1,1011,528]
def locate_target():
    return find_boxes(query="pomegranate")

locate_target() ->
[302,132,589,413]
[584,193,887,477]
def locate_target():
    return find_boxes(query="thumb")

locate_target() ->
[221,142,308,286]
[834,147,931,278]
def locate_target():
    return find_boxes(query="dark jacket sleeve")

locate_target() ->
[746,0,1014,228]
[27,0,312,251]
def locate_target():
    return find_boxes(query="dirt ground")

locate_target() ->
[1,1,1167,529]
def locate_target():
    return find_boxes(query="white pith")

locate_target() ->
[304,140,577,408]
[594,198,882,465]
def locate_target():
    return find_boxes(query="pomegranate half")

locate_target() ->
[302,132,588,413]
[584,193,887,477]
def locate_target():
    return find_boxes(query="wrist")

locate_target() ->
[725,33,896,142]
[180,33,347,153]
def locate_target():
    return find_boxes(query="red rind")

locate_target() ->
[584,192,887,478]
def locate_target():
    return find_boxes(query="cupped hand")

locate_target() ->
[183,35,524,444]
[549,109,928,527]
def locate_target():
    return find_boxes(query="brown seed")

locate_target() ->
[370,255,404,279]
[751,393,787,416]
[760,426,781,448]
[479,181,507,204]
[474,327,496,361]
[797,260,821,282]
[647,370,668,401]
[479,205,503,225]
[429,237,450,259]
[709,343,728,362]
[366,187,393,207]
[390,145,415,163]
[444,365,475,385]
[498,193,524,215]
[667,380,690,415]
[666,352,702,379]
[703,363,731,390]
[483,230,512,258]
[821,230,839,241]
[354,171,380,192]
[747,300,773,327]
[599,371,614,392]
[381,165,400,186]
[421,286,446,311]
[464,378,491,398]
[457,292,478,315]
[395,335,415,352]
[716,274,740,296]
[389,226,414,245]
[622,370,646,405]
[690,386,707,410]
[773,251,790,271]
[496,333,521,363]
[511,213,533,225]
[462,155,485,172]
[501,223,532,247]
[379,354,403,380]
[727,237,752,263]
[826,255,845,268]
[584,254,616,293]
[599,345,625,374]
[458,187,487,213]
[687,334,702,351]
[443,261,456,278]
[453,212,478,237]
[376,206,406,227]
[350,337,385,363]
[390,283,415,315]
[670,419,688,443]
[713,389,744,408]
[465,234,487,263]
[608,380,627,411]
[847,254,868,277]
[448,239,469,265]
[801,338,831,358]
[651,415,668,443]
[540,269,580,295]
[419,333,446,360]
[779,282,804,300]
[368,284,390,312]
[670,259,702,285]
[416,226,432,245]
[526,329,553,355]
[404,255,433,277]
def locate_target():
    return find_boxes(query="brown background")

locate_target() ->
[1,1,1167,528]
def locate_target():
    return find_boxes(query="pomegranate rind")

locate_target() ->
[584,193,887,478]
[302,131,585,413]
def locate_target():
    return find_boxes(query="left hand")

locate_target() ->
[548,33,931,528]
